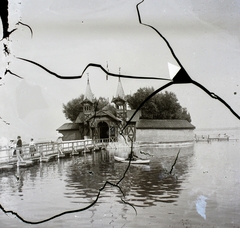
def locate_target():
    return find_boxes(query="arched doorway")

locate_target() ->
[98,122,109,139]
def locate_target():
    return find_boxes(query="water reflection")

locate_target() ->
[1,141,240,227]
[0,145,194,227]
[63,146,194,208]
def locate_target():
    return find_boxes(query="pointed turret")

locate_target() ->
[83,77,94,103]
[115,77,125,100]
[112,77,126,122]
[82,76,95,119]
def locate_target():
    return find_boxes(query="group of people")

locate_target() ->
[13,136,36,157]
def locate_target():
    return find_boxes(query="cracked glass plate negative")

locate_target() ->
[0,0,240,227]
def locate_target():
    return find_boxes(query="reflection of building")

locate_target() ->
[57,78,195,143]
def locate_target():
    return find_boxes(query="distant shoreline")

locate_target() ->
[195,127,240,131]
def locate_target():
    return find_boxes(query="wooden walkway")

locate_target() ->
[0,139,108,169]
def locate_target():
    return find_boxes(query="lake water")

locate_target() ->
[0,133,240,227]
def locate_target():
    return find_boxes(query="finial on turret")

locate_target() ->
[87,73,89,84]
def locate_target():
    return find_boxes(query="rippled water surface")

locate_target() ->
[0,140,240,227]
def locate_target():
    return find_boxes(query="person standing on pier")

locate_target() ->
[16,136,22,155]
[29,138,36,157]
[16,136,24,163]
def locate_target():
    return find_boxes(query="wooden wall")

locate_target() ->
[136,129,194,143]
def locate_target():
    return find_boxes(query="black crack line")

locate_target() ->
[116,140,133,186]
[121,81,174,133]
[136,0,182,68]
[17,57,82,79]
[121,198,137,215]
[17,57,171,81]
[169,149,180,175]
[120,77,239,136]
[3,43,10,56]
[4,69,23,79]
[134,0,240,120]
[0,180,136,224]
[2,0,239,224]
[191,80,240,120]
[0,0,17,40]
[16,21,33,38]
[115,139,137,209]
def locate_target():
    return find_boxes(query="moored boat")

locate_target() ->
[114,156,150,164]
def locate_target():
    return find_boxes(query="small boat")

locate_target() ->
[114,156,150,164]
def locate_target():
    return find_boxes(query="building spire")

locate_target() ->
[115,77,125,100]
[112,76,127,123]
[84,74,94,102]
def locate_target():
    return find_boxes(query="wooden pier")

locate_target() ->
[195,134,239,143]
[0,138,108,170]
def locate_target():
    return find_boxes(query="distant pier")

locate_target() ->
[195,134,239,143]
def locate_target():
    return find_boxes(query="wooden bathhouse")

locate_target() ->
[57,77,133,141]
[57,77,195,143]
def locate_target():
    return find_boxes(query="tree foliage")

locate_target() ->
[126,87,191,122]
[63,95,116,122]
[96,97,116,116]
[62,94,84,122]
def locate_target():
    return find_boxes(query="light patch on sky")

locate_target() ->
[0,0,240,141]
[15,80,48,118]
[196,195,207,220]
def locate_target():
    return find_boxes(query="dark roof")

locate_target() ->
[126,109,142,122]
[86,110,121,122]
[136,119,195,129]
[75,112,85,123]
[112,96,125,103]
[56,123,79,131]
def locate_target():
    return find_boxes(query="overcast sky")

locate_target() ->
[0,0,240,141]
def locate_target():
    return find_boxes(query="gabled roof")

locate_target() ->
[86,110,121,122]
[75,112,85,123]
[136,119,195,129]
[102,103,113,111]
[56,123,79,131]
[126,109,142,122]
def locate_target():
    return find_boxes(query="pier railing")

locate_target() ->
[0,138,111,166]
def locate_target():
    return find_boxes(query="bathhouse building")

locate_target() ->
[57,77,195,143]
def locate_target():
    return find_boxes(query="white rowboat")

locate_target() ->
[114,156,150,164]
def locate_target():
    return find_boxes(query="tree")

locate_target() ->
[62,95,84,122]
[63,95,116,122]
[127,87,191,122]
[96,97,117,116]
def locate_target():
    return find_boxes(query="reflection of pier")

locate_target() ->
[0,139,108,169]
